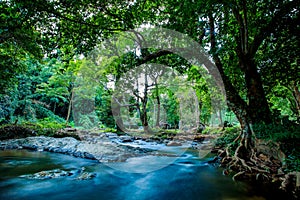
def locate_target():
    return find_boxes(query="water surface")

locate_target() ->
[0,148,266,200]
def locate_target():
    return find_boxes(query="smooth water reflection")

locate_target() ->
[0,150,266,200]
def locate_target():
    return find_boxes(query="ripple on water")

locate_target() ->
[107,155,178,173]
[0,149,269,200]
[5,159,34,166]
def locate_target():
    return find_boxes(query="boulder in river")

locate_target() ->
[20,169,71,180]
[119,135,134,142]
[166,141,182,146]
[76,172,97,180]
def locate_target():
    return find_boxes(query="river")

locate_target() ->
[0,145,267,200]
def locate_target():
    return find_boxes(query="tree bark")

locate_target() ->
[243,60,271,124]
[66,89,74,125]
[155,79,161,127]
[111,96,126,132]
[208,12,253,150]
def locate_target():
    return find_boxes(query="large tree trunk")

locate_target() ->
[208,12,257,151]
[141,99,150,133]
[66,89,74,125]
[240,57,272,124]
[208,9,277,178]
[291,82,300,121]
[155,80,161,127]
[111,97,126,132]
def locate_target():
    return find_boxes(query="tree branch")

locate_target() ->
[250,0,298,56]
[208,12,248,123]
[137,49,173,65]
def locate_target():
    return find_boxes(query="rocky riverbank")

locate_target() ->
[0,124,217,163]
[0,129,214,163]
[212,139,300,200]
[0,133,157,162]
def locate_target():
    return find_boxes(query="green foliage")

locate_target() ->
[187,65,226,124]
[202,127,221,135]
[162,90,180,128]
[253,123,300,142]
[0,117,67,139]
[214,126,241,148]
[284,152,300,173]
[267,84,299,121]
[74,113,99,129]
[95,87,115,128]
[0,1,42,92]
[33,118,66,136]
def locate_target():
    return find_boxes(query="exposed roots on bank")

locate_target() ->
[216,132,299,199]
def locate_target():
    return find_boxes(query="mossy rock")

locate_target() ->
[0,125,36,140]
[0,125,80,140]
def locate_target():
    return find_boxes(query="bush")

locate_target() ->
[21,118,66,136]
[202,127,223,135]
[0,118,66,139]
[214,126,241,147]
[252,123,300,172]
[103,127,117,133]
[253,123,300,141]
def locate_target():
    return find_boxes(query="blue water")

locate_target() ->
[0,149,265,200]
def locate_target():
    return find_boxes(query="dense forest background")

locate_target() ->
[0,0,299,175]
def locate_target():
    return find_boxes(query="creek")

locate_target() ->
[0,141,267,200]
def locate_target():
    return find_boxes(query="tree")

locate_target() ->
[37,58,80,124]
[0,56,66,123]
[153,0,299,147]
[0,1,42,93]
[2,0,298,135]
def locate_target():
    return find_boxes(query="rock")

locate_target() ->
[0,125,36,140]
[166,141,182,146]
[21,169,71,180]
[119,135,134,142]
[76,172,96,180]
[105,132,118,139]
[0,133,157,162]
[163,139,170,144]
[193,136,205,142]
[20,167,97,181]
[64,128,77,132]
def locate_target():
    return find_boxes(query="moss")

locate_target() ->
[202,127,224,135]
[214,126,240,148]
[0,125,36,140]
[0,119,82,140]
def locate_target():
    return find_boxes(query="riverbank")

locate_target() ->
[0,125,215,163]
[0,133,158,162]
[1,124,299,199]
[211,127,300,200]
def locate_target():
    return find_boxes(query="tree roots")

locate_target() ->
[217,132,299,199]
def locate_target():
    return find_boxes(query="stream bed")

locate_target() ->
[0,144,267,200]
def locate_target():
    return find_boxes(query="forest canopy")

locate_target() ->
[0,1,299,194]
[0,0,299,133]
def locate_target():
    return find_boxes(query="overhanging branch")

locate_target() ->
[250,0,298,56]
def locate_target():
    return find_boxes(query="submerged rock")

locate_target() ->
[76,172,96,180]
[20,169,71,180]
[20,167,97,181]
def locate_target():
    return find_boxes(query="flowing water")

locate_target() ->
[0,146,267,200]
